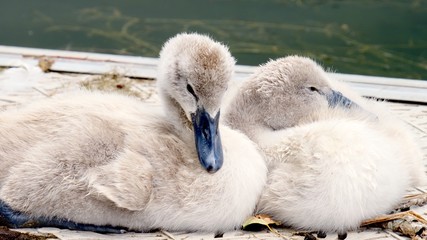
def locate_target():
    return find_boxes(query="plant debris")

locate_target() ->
[396,193,427,211]
[242,214,293,239]
[242,214,281,231]
[0,226,57,240]
[80,72,148,99]
[362,210,427,239]
[38,57,55,72]
[293,231,318,240]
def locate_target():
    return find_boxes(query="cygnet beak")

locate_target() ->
[326,89,378,120]
[191,107,223,173]
[326,90,354,108]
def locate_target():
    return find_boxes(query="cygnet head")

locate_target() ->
[225,56,355,138]
[157,33,235,173]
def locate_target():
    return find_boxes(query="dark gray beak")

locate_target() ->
[191,107,223,173]
[326,90,354,108]
[325,89,378,120]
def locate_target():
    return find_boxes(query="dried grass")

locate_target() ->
[80,72,150,100]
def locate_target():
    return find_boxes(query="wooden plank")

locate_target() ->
[0,45,158,64]
[331,73,427,102]
[1,45,427,103]
[0,49,158,79]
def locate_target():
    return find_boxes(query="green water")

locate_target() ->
[1,0,426,80]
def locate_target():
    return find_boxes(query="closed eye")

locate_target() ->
[309,86,319,92]
[267,124,278,131]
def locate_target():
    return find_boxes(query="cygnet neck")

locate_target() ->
[160,92,194,144]
[224,106,262,144]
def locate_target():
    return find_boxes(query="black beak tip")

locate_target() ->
[206,165,214,172]
[204,160,223,173]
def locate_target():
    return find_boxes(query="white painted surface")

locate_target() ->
[1,45,426,103]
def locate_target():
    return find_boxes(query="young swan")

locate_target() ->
[224,56,425,236]
[0,33,267,233]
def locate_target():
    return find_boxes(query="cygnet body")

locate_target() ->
[0,33,267,233]
[224,56,425,234]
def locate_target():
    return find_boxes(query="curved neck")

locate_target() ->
[223,105,262,143]
[160,93,193,143]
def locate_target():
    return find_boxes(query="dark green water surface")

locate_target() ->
[0,0,426,79]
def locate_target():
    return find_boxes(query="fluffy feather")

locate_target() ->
[0,33,267,233]
[224,55,425,234]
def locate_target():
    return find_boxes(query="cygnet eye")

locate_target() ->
[186,84,198,100]
[308,86,320,93]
